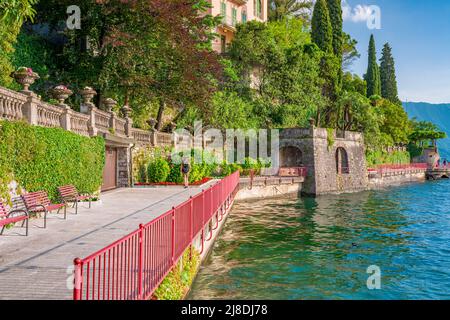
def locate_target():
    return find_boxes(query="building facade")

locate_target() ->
[207,0,268,53]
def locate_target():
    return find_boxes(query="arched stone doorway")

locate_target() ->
[335,147,349,174]
[280,146,303,167]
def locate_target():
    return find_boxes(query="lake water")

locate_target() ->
[188,180,450,300]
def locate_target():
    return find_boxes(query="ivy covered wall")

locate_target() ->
[0,120,105,202]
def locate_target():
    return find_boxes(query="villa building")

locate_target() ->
[207,0,268,53]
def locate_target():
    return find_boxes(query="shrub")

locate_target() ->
[167,160,183,184]
[137,163,147,183]
[0,120,105,202]
[153,248,200,300]
[147,158,170,183]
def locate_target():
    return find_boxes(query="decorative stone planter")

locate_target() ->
[79,86,97,105]
[51,85,73,108]
[12,67,40,92]
[147,117,157,131]
[79,86,97,113]
[103,98,117,112]
[121,105,132,118]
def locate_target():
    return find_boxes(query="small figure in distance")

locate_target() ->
[181,156,191,189]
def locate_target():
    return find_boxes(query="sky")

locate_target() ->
[342,0,450,103]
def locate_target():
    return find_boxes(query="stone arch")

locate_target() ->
[280,146,303,167]
[335,147,349,174]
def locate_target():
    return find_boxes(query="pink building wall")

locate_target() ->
[207,0,268,53]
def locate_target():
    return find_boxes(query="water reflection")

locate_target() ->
[189,181,450,300]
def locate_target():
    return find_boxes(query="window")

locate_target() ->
[336,147,349,174]
[242,11,247,23]
[232,8,237,26]
[255,0,262,18]
[220,1,226,17]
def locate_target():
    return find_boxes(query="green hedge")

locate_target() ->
[366,150,411,167]
[0,120,105,202]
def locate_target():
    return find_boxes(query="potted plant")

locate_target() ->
[51,85,73,106]
[12,67,40,92]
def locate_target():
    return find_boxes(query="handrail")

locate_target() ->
[73,171,240,300]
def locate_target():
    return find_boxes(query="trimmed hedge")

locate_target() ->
[0,120,105,202]
[147,158,170,183]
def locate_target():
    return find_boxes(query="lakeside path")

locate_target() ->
[0,182,216,300]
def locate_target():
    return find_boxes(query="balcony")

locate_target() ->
[220,14,238,31]
[228,0,247,5]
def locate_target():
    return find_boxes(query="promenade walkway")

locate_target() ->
[0,183,215,300]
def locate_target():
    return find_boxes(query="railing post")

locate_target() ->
[171,207,175,265]
[138,223,144,300]
[189,196,193,260]
[22,92,39,125]
[73,258,82,300]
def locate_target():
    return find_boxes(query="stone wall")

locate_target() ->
[280,127,368,196]
[368,172,426,189]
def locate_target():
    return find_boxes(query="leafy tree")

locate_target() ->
[380,43,400,104]
[409,119,446,147]
[342,72,366,96]
[0,0,37,86]
[33,0,222,129]
[379,98,411,145]
[225,19,326,128]
[364,34,381,97]
[342,32,360,70]
[311,0,332,54]
[268,0,312,21]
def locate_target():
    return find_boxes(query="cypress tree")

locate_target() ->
[364,34,381,97]
[380,43,400,104]
[311,0,333,54]
[326,0,343,61]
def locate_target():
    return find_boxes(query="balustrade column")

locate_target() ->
[22,92,39,125]
[80,87,98,137]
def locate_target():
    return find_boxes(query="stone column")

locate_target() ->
[117,147,131,187]
[22,92,39,125]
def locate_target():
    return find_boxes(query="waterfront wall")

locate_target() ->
[235,177,304,201]
[368,171,426,189]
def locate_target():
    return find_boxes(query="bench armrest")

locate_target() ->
[8,209,29,218]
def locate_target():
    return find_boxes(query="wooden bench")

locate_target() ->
[1,200,29,236]
[22,191,67,228]
[58,185,93,215]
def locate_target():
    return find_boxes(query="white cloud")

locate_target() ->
[342,0,377,23]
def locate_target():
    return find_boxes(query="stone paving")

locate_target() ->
[0,183,215,300]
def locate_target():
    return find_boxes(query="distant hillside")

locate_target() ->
[403,102,450,159]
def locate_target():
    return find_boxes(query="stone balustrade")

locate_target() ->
[0,82,174,148]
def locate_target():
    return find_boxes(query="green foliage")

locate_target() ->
[380,43,400,104]
[364,34,381,98]
[269,0,312,21]
[326,127,335,150]
[366,150,411,167]
[0,120,105,202]
[409,119,447,145]
[326,0,343,73]
[147,158,170,183]
[311,0,333,54]
[0,0,38,87]
[153,248,200,300]
[342,72,366,96]
[227,19,326,128]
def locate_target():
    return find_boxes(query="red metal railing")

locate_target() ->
[73,171,240,300]
[368,163,428,176]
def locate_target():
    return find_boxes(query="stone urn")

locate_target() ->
[147,117,157,131]
[12,67,40,92]
[79,86,97,106]
[103,98,117,113]
[169,122,177,133]
[51,85,73,107]
[121,105,132,118]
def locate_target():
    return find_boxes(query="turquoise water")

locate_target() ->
[189,181,450,300]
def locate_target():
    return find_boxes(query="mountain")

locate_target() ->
[403,102,450,159]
